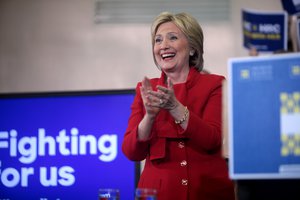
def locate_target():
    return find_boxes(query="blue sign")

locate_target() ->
[297,18,300,49]
[0,90,136,199]
[281,0,300,15]
[242,9,288,52]
[228,53,300,179]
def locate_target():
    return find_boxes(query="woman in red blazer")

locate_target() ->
[122,12,235,200]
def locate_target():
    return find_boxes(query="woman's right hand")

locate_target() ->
[140,77,160,118]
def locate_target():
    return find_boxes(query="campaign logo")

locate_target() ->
[280,92,300,157]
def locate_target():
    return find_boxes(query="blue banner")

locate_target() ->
[281,0,300,15]
[228,53,300,179]
[242,9,288,52]
[0,91,136,199]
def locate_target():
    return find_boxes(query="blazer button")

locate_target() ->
[181,179,188,185]
[180,160,187,166]
[178,141,185,148]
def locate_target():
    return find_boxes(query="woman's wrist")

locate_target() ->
[144,112,156,122]
[170,104,189,125]
[174,106,189,124]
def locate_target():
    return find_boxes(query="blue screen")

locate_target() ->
[0,90,137,199]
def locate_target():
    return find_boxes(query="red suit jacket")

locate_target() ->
[122,68,235,200]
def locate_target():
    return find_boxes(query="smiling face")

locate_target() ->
[153,22,191,73]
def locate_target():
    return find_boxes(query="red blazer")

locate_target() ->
[122,68,235,200]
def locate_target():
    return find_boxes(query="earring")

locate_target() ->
[189,50,195,56]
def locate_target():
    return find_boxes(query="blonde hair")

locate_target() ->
[151,12,204,71]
